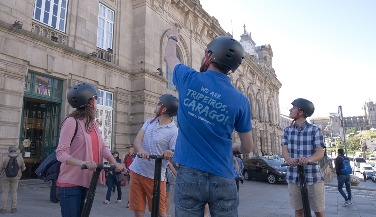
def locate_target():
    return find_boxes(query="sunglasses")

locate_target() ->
[93,95,97,100]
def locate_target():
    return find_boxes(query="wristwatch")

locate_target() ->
[168,35,178,42]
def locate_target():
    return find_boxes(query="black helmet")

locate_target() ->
[159,94,178,117]
[67,83,97,108]
[291,98,315,117]
[206,36,245,72]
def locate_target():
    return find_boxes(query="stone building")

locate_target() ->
[0,0,281,177]
[363,101,376,128]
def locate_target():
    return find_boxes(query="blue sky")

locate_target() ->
[200,0,376,118]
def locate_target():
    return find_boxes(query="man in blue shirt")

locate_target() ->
[281,98,325,217]
[164,24,253,217]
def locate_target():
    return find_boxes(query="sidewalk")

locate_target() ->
[13,176,376,217]
[323,176,376,217]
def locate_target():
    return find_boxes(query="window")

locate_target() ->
[97,3,114,50]
[33,0,68,32]
[96,89,113,149]
[24,72,63,103]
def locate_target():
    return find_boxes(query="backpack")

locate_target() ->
[35,119,78,182]
[5,155,19,178]
[339,156,352,175]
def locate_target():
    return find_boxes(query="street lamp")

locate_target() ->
[338,105,348,156]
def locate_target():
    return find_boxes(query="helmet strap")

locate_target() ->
[202,52,212,72]
[289,111,303,127]
[150,106,164,124]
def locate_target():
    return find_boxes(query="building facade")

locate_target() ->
[0,0,281,177]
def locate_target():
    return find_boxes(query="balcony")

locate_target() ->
[89,48,114,63]
[31,21,67,45]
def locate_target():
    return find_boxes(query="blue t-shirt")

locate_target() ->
[172,64,252,179]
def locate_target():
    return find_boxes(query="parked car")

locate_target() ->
[369,154,375,160]
[371,171,376,183]
[360,165,374,180]
[354,157,367,172]
[242,156,287,184]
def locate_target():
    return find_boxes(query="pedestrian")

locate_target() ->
[236,154,244,176]
[335,148,352,206]
[103,151,123,204]
[236,153,244,185]
[128,94,178,217]
[0,146,26,213]
[164,24,253,216]
[123,144,136,208]
[281,98,326,217]
[165,161,177,217]
[234,155,241,191]
[56,82,124,217]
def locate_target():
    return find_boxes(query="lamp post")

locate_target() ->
[338,105,348,157]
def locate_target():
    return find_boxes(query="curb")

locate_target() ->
[325,183,376,191]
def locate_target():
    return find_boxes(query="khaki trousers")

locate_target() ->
[1,178,19,209]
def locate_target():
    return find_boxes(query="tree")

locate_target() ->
[346,127,357,135]
[346,136,361,156]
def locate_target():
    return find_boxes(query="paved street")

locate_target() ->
[2,173,376,217]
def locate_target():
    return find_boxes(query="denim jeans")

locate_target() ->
[106,175,122,201]
[337,174,351,201]
[58,186,88,217]
[174,165,238,217]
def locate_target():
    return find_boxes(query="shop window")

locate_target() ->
[24,72,63,103]
[33,0,68,32]
[96,89,113,149]
[97,3,114,50]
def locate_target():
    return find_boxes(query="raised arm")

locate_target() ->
[164,24,181,73]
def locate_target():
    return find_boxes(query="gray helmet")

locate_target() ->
[206,36,245,72]
[159,94,178,117]
[67,83,97,108]
[291,98,315,117]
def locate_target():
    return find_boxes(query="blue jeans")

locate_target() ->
[174,165,238,217]
[106,175,122,201]
[337,174,351,201]
[58,186,88,217]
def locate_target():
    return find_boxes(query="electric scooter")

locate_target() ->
[81,163,116,217]
[148,155,164,217]
[282,161,317,217]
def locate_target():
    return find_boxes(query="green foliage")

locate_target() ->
[346,127,357,135]
[346,136,361,153]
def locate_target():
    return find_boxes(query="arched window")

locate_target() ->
[257,100,262,120]
[268,103,272,123]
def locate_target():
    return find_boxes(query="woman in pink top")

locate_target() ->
[56,83,124,217]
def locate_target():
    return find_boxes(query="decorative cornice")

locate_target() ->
[116,90,131,103]
[131,92,160,105]
[0,58,27,79]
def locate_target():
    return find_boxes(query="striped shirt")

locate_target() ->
[130,118,178,181]
[281,121,325,185]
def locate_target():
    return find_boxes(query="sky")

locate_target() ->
[199,0,376,118]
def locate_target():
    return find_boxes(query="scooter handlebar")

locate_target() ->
[281,162,317,167]
[136,154,164,159]
[81,163,116,170]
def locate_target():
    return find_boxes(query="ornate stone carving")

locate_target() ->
[31,21,68,45]
[0,59,27,79]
